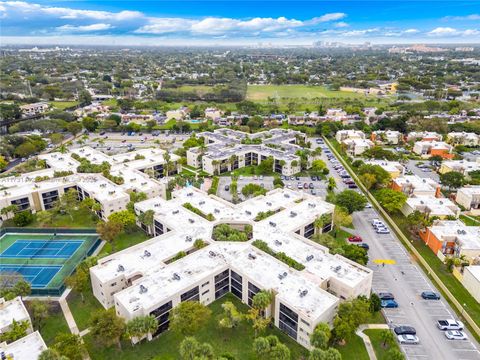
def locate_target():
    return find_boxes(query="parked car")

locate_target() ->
[259,175,263,180]
[357,243,369,250]
[365,203,372,209]
[437,319,464,330]
[253,175,258,180]
[99,131,106,135]
[397,334,419,345]
[445,330,468,340]
[311,189,316,195]
[394,326,416,335]
[303,183,309,189]
[378,292,395,300]
[224,185,230,191]
[376,228,390,234]
[421,291,440,300]
[311,176,317,181]
[348,235,363,242]
[309,183,314,189]
[348,184,358,189]
[381,299,399,308]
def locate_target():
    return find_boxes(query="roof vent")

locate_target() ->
[245,210,252,215]
[299,289,308,297]
[154,203,160,207]
[278,272,288,280]
[209,251,216,257]
[117,264,125,272]
[185,235,192,242]
[308,203,316,208]
[248,253,257,260]
[172,273,181,281]
[332,265,342,272]
[144,250,151,257]
[172,210,179,214]
[189,218,195,223]
[139,285,148,294]
[284,193,290,198]
[290,211,297,217]
[306,255,314,262]
[187,192,193,197]
[269,221,277,227]
[214,208,220,214]
[199,201,205,205]
[274,240,282,246]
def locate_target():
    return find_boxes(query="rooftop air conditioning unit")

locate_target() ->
[117,264,125,272]
[172,210,179,214]
[154,203,160,207]
[139,285,148,294]
[278,272,287,280]
[269,221,276,227]
[248,253,257,260]
[173,273,181,281]
[245,210,252,215]
[185,236,192,242]
[209,251,216,257]
[144,250,151,257]
[199,201,205,205]
[284,194,290,198]
[275,240,282,246]
[306,255,314,262]
[299,289,308,297]
[189,219,195,223]
[290,211,297,217]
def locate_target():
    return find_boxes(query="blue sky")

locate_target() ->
[1,1,479,45]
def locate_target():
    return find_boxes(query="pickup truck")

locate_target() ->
[437,319,464,330]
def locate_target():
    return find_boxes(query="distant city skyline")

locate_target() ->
[1,1,479,46]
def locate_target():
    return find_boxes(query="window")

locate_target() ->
[279,303,298,340]
[181,286,200,302]
[201,290,209,296]
[201,281,210,287]
[110,282,117,287]
[248,282,261,306]
[301,319,310,327]
[230,270,242,300]
[214,269,229,283]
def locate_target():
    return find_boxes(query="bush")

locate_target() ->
[13,210,34,227]
[208,176,220,195]
[212,223,252,242]
[183,203,215,221]
[252,240,305,270]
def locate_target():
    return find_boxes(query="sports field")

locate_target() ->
[0,231,99,293]
[246,84,374,101]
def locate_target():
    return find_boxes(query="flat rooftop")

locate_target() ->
[0,297,30,331]
[394,175,438,192]
[407,196,459,217]
[0,331,47,360]
[429,220,480,251]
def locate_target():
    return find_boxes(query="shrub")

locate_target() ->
[252,240,305,270]
[183,203,215,221]
[13,210,34,227]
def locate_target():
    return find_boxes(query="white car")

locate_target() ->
[376,228,390,234]
[437,319,464,330]
[445,330,468,340]
[365,203,372,209]
[259,175,263,180]
[397,334,419,344]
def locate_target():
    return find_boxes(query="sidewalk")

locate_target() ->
[356,324,390,360]
[59,288,79,335]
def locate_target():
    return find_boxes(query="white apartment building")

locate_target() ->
[0,297,32,334]
[447,132,480,147]
[364,160,404,179]
[456,186,480,214]
[0,331,47,360]
[0,147,179,221]
[401,196,460,219]
[421,220,480,262]
[19,102,49,117]
[187,129,309,176]
[370,130,402,145]
[90,187,372,349]
[439,159,480,175]
[335,130,366,142]
[412,141,453,158]
[391,175,440,197]
[462,266,480,303]
[407,131,442,142]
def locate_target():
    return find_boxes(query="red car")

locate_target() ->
[348,236,363,242]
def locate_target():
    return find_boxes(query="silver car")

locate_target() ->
[397,334,419,344]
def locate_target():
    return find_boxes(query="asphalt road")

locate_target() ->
[316,137,480,360]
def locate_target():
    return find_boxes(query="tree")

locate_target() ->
[39,349,68,360]
[0,319,30,343]
[386,348,405,360]
[310,323,331,350]
[406,210,429,233]
[309,348,342,360]
[79,90,92,105]
[247,290,273,337]
[328,177,337,191]
[219,301,243,329]
[67,122,82,136]
[369,293,381,312]
[89,308,126,349]
[96,220,124,252]
[30,300,49,330]
[375,188,407,213]
[335,190,367,214]
[380,329,395,347]
[332,297,370,343]
[333,207,352,233]
[242,183,267,198]
[357,164,391,189]
[82,117,98,132]
[179,337,215,360]
[53,189,79,220]
[53,333,87,360]
[65,267,89,303]
[35,210,53,225]
[108,210,137,232]
[169,301,212,336]
[253,335,290,360]
[312,159,327,174]
[440,171,465,189]
[1,204,18,220]
[125,315,158,344]
[12,210,34,226]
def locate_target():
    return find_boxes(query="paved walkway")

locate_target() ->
[59,288,79,335]
[356,324,390,360]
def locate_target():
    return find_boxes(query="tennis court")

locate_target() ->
[0,229,100,294]
[0,239,83,259]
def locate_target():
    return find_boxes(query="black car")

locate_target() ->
[394,326,416,336]
[357,243,369,250]
[378,292,395,300]
[421,291,440,300]
[224,185,230,191]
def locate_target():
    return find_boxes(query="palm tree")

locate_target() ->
[211,160,219,176]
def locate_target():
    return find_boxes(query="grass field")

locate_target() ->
[49,101,79,110]
[334,334,369,360]
[364,329,402,360]
[84,293,308,360]
[174,85,216,96]
[67,288,104,331]
[25,301,70,346]
[247,85,377,101]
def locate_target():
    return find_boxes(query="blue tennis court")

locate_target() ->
[0,265,62,288]
[0,239,83,259]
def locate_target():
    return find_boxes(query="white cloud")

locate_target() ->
[404,28,419,34]
[463,29,480,36]
[443,14,480,21]
[56,23,113,32]
[428,27,458,36]
[334,22,349,28]
[311,13,346,23]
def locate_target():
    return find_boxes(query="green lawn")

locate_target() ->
[25,301,70,346]
[246,85,376,101]
[33,207,99,228]
[364,329,402,360]
[49,101,79,110]
[98,229,149,257]
[459,214,480,226]
[334,334,369,360]
[84,293,308,360]
[67,288,104,331]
